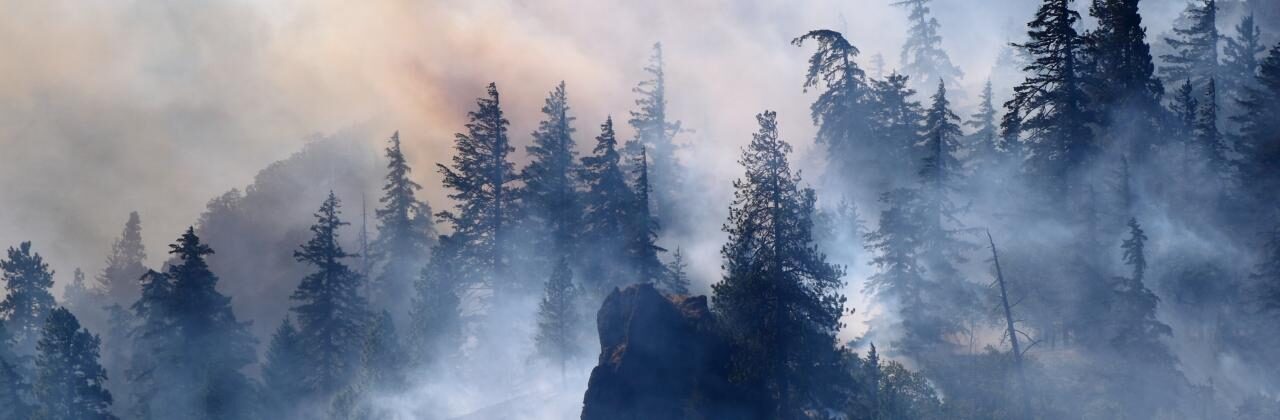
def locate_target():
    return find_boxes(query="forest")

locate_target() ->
[2,0,1280,419]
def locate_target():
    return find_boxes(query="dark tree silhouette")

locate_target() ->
[33,307,116,420]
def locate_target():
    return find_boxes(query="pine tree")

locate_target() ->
[869,72,926,176]
[406,235,462,368]
[1107,218,1177,419]
[261,318,307,420]
[98,212,147,307]
[1,241,57,357]
[1084,0,1163,161]
[33,307,116,420]
[579,117,635,295]
[372,131,435,325]
[521,81,582,263]
[793,30,875,198]
[864,189,936,356]
[965,80,1002,173]
[916,82,974,306]
[661,246,691,295]
[534,258,579,378]
[1161,0,1219,86]
[627,43,684,224]
[1232,44,1280,209]
[129,229,257,420]
[437,83,519,297]
[291,192,370,397]
[1222,14,1264,109]
[892,0,963,89]
[1005,0,1093,195]
[626,149,666,285]
[712,111,847,417]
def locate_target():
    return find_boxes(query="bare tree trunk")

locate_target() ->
[988,230,1033,419]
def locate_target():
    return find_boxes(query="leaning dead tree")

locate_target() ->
[987,230,1033,419]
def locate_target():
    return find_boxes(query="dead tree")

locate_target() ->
[988,230,1033,419]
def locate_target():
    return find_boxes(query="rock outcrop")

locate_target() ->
[580,283,752,420]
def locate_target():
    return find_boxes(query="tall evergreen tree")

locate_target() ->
[626,149,666,285]
[33,307,116,420]
[1161,0,1219,86]
[98,212,147,307]
[521,82,582,263]
[1005,0,1094,195]
[1085,0,1164,161]
[661,246,691,295]
[712,111,847,417]
[965,80,1002,173]
[1,241,57,358]
[916,83,974,316]
[291,192,369,397]
[534,258,580,378]
[361,311,407,393]
[261,318,307,420]
[1232,44,1280,210]
[869,72,926,178]
[627,43,684,224]
[437,83,519,297]
[406,235,463,368]
[579,117,635,295]
[372,131,435,325]
[1222,14,1265,110]
[1107,218,1177,419]
[892,0,963,89]
[793,30,875,199]
[128,229,256,420]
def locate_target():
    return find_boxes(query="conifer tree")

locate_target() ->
[869,72,926,175]
[892,0,962,89]
[1222,14,1264,108]
[793,30,875,197]
[865,189,944,356]
[661,246,691,295]
[1,241,57,357]
[916,83,974,310]
[98,212,147,307]
[1107,218,1177,419]
[1254,225,1280,313]
[291,192,369,397]
[1085,0,1163,161]
[534,258,579,377]
[437,83,519,296]
[372,131,435,325]
[33,307,116,420]
[128,229,257,420]
[1232,44,1280,208]
[626,149,666,285]
[712,111,847,417]
[627,43,684,223]
[965,80,1002,173]
[579,117,634,294]
[261,318,307,420]
[1005,0,1093,195]
[521,82,582,263]
[1162,0,1219,86]
[406,235,463,368]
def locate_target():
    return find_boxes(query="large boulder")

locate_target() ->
[580,283,752,420]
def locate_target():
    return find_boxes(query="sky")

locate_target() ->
[0,0,1193,296]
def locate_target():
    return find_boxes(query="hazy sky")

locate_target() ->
[0,0,1191,292]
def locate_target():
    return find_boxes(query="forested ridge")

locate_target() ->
[4,1,1280,419]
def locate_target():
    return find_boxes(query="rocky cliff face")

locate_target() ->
[580,283,753,420]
